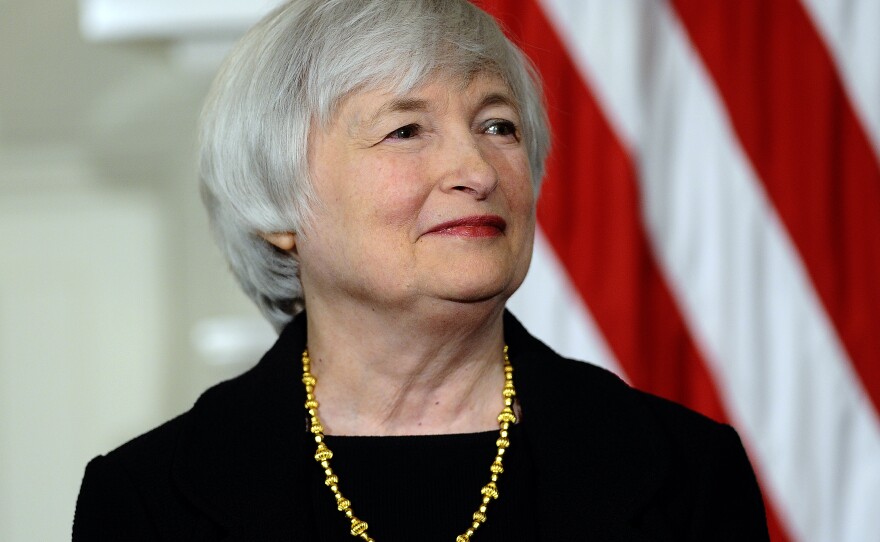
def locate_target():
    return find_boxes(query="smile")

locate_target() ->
[426,215,507,238]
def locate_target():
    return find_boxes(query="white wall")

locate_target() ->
[0,1,273,538]
[0,186,166,540]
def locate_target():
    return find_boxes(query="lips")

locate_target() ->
[425,215,507,237]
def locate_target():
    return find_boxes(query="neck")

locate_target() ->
[303,298,508,436]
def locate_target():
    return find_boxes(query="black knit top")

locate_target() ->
[306,423,537,542]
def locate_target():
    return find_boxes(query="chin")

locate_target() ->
[434,274,522,306]
[420,252,530,305]
[447,289,508,305]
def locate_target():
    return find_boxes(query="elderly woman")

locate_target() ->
[74,1,769,540]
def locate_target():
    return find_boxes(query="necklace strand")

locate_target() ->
[301,346,517,542]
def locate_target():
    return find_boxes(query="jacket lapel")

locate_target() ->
[504,311,671,541]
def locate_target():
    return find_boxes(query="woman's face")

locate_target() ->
[296,72,535,314]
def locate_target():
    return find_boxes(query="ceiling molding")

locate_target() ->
[78,0,282,42]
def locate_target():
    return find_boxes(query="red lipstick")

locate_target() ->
[426,215,507,238]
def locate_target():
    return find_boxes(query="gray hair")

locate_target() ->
[199,0,551,331]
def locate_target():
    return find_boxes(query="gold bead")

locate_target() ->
[315,443,333,462]
[479,505,487,514]
[502,387,516,398]
[350,518,368,535]
[466,528,475,536]
[481,482,499,499]
[325,474,338,486]
[302,373,316,386]
[473,511,486,523]
[497,407,516,424]
[496,437,510,448]
[490,461,504,474]
[337,498,351,511]
[311,424,324,435]
[456,536,469,542]
[305,399,319,409]
[490,474,498,482]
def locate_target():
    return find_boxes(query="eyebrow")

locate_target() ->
[357,90,520,133]
[360,98,431,132]
[477,92,519,113]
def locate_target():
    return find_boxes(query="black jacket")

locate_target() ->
[74,311,769,540]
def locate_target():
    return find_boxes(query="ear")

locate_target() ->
[259,231,297,252]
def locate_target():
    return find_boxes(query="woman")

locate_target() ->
[74,1,769,540]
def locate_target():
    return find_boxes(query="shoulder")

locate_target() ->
[73,382,234,539]
[505,310,768,539]
[533,348,740,456]
[506,308,736,445]
[74,317,308,539]
[82,361,258,474]
[81,312,298,478]
[73,362,267,540]
[524,338,751,471]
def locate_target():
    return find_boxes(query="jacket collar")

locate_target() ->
[171,310,671,540]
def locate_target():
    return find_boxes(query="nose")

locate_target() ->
[440,135,499,200]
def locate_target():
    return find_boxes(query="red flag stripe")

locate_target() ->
[801,0,880,162]
[671,0,880,417]
[478,1,792,540]
[479,0,727,423]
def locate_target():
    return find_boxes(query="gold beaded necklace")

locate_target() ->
[301,346,517,542]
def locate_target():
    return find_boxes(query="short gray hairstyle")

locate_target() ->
[199,0,551,331]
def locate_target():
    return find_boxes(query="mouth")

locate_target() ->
[425,215,507,238]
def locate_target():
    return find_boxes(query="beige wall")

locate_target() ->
[0,1,271,538]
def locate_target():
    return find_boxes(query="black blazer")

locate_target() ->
[74,311,769,540]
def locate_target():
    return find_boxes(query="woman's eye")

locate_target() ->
[386,124,420,140]
[484,120,518,138]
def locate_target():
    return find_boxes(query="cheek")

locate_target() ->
[501,154,536,214]
[357,157,429,231]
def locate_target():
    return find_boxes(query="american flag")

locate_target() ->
[482,1,880,541]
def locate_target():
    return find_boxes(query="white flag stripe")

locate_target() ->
[537,0,880,540]
[800,0,880,163]
[508,228,624,378]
